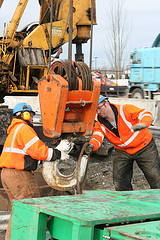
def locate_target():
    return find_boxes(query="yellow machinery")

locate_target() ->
[0,0,99,192]
[0,0,96,99]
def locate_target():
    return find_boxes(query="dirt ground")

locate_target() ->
[1,134,160,239]
[59,134,160,192]
[60,137,153,192]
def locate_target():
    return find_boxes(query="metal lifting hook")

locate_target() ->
[42,142,90,192]
[80,98,86,106]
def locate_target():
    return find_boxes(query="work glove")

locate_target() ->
[133,123,146,132]
[55,139,74,160]
[85,144,94,154]
[59,151,70,161]
[45,148,61,162]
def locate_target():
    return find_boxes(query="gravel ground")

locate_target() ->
[0,231,5,239]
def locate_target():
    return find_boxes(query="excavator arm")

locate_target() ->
[0,0,4,8]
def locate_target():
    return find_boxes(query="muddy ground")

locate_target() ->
[86,134,160,191]
[60,135,156,192]
[1,134,160,239]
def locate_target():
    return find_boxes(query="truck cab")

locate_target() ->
[129,47,160,99]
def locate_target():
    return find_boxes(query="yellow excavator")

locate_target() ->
[0,0,100,193]
[0,0,96,101]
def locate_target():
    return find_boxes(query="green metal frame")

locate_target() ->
[10,189,160,240]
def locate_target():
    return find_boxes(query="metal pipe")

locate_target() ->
[48,0,54,71]
[89,0,94,79]
[6,0,29,39]
[68,0,73,81]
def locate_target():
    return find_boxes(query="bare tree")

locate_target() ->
[103,0,130,79]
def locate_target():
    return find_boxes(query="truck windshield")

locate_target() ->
[130,53,141,64]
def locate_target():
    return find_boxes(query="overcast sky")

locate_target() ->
[1,0,160,69]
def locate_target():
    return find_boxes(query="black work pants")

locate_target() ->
[113,138,160,191]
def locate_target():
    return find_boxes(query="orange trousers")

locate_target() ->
[1,168,40,240]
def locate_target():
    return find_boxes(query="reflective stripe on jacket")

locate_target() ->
[0,118,55,170]
[90,104,153,154]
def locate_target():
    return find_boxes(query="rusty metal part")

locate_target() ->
[0,106,12,146]
[82,62,92,90]
[42,143,89,191]
[74,61,92,90]
[89,0,94,82]
[48,0,54,71]
[48,60,78,90]
[49,60,92,91]
[76,142,90,194]
[18,46,47,67]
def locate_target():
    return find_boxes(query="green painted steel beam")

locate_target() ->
[103,220,160,239]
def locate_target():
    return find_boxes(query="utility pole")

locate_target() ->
[94,57,98,70]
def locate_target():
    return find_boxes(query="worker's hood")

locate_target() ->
[7,118,28,134]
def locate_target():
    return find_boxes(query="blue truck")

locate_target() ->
[129,33,160,99]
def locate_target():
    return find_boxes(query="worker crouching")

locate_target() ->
[0,102,63,240]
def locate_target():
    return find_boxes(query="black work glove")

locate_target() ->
[45,148,61,162]
[85,144,94,154]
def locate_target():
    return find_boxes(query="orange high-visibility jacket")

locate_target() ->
[90,104,153,154]
[0,118,60,170]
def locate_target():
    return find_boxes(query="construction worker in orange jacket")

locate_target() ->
[0,102,65,240]
[85,95,160,191]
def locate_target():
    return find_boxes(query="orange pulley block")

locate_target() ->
[38,60,101,138]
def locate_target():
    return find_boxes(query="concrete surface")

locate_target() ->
[3,95,160,130]
[0,211,10,231]
[109,97,160,126]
